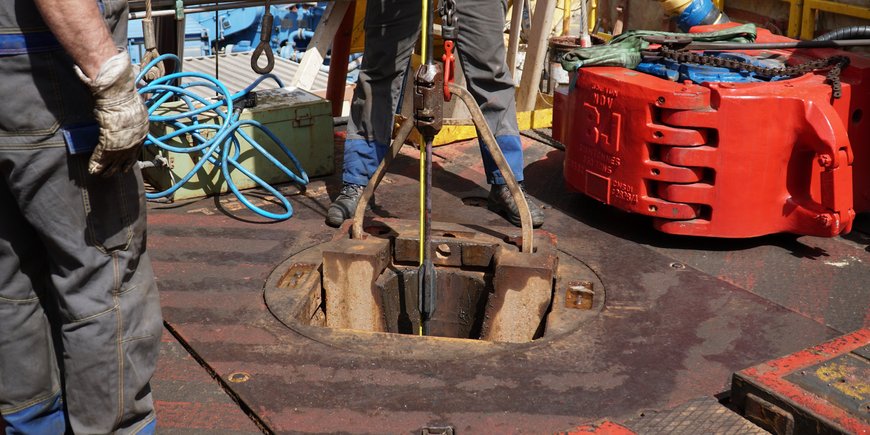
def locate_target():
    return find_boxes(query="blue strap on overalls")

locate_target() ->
[0,31,60,55]
[0,29,100,154]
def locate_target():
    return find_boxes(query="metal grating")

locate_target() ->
[181,52,331,98]
[625,397,769,435]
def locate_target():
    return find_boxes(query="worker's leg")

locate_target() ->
[342,0,421,186]
[2,146,162,435]
[455,0,543,226]
[0,168,66,434]
[329,0,422,226]
[454,0,524,185]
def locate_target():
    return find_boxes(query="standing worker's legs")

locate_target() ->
[454,0,523,183]
[328,0,422,226]
[455,0,544,226]
[0,146,162,435]
[329,0,542,227]
[0,173,66,434]
[342,0,422,186]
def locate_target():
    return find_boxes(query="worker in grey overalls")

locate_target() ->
[326,0,545,228]
[0,0,161,433]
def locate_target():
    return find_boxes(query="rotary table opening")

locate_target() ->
[265,220,604,348]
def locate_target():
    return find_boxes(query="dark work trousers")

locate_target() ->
[343,0,525,186]
[0,147,162,435]
[0,0,162,433]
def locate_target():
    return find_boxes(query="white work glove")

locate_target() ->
[75,51,149,176]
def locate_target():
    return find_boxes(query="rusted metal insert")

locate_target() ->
[265,219,604,355]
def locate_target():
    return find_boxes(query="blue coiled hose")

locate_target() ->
[138,53,309,220]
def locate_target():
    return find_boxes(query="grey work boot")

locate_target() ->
[326,183,365,227]
[487,182,545,228]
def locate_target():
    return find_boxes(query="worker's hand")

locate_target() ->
[76,51,149,176]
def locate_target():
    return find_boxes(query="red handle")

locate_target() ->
[799,100,855,234]
[442,40,455,101]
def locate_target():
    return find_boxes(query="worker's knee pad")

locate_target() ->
[2,391,65,435]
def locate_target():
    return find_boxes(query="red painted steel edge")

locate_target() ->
[735,328,870,434]
[560,421,637,435]
[553,26,869,238]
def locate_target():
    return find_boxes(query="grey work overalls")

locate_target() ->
[342,0,526,187]
[0,1,162,433]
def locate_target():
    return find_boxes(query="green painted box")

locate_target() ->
[143,87,333,201]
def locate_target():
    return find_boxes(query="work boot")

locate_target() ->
[487,182,545,228]
[326,183,365,227]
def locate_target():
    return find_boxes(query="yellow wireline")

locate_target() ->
[421,0,428,63]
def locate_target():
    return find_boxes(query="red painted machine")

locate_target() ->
[553,25,870,238]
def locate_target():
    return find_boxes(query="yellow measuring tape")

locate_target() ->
[421,0,429,63]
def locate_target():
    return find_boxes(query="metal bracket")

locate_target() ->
[413,63,444,138]
[744,393,795,435]
[174,0,184,20]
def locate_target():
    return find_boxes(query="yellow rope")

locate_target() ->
[421,0,429,63]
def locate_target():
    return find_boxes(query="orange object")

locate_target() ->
[553,27,869,238]
[442,40,455,101]
[562,421,637,434]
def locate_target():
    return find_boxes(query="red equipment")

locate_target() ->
[442,40,455,101]
[553,26,870,238]
[731,328,870,434]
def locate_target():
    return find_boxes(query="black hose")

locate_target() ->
[814,26,870,41]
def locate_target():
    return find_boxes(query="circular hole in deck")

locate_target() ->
[264,220,605,356]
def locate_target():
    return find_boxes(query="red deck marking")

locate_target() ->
[562,421,637,434]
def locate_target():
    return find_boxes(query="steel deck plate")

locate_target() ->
[152,330,263,434]
[623,396,768,435]
[146,136,869,433]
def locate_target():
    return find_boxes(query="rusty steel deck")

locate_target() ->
[147,134,870,433]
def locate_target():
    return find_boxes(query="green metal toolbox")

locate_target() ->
[143,87,334,201]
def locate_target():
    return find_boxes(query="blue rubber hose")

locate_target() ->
[137,53,309,220]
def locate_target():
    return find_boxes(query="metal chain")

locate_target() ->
[658,46,851,98]
[439,0,457,40]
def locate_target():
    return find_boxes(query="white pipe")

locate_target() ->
[506,0,524,84]
[579,0,591,47]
